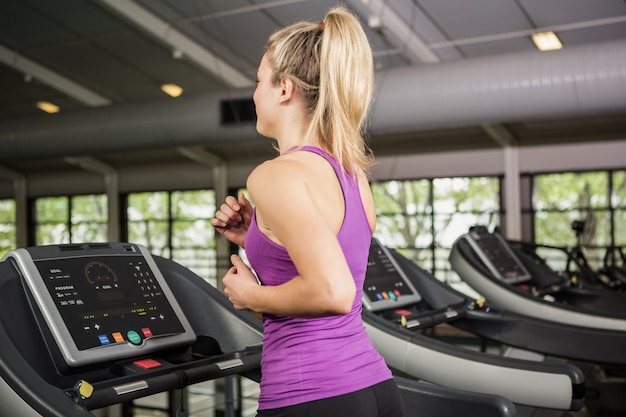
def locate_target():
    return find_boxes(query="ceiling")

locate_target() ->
[1,0,626,174]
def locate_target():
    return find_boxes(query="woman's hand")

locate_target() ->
[222,254,260,311]
[210,191,253,247]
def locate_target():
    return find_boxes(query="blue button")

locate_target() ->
[98,334,111,345]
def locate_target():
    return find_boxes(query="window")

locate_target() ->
[128,192,170,256]
[34,195,107,245]
[532,170,623,271]
[613,171,626,246]
[71,195,108,243]
[0,199,16,258]
[171,191,217,283]
[127,190,217,284]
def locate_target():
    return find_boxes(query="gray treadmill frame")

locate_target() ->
[365,321,576,410]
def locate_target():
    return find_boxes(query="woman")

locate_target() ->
[210,6,405,417]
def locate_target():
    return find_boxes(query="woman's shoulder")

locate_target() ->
[246,154,308,195]
[253,151,321,178]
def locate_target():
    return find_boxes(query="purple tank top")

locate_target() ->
[244,146,392,410]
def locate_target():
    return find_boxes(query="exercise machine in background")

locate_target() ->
[449,227,626,337]
[362,238,585,414]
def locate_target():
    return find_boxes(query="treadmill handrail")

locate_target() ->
[73,349,262,410]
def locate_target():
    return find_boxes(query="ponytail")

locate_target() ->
[265,6,375,174]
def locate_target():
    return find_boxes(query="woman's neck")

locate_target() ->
[276,128,323,155]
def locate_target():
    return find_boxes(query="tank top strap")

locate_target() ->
[294,146,369,237]
[295,145,353,181]
[293,146,341,172]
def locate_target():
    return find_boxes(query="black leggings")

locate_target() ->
[256,379,405,417]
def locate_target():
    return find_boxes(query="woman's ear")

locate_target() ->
[278,77,296,103]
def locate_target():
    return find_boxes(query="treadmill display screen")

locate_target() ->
[468,232,531,284]
[10,243,196,368]
[34,255,185,351]
[363,239,421,312]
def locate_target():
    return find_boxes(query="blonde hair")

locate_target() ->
[265,5,375,174]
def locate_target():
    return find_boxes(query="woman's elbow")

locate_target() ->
[333,301,354,316]
[325,285,356,315]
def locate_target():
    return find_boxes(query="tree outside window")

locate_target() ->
[0,199,16,258]
[533,171,613,271]
[35,195,107,245]
[613,171,626,247]
[127,190,216,284]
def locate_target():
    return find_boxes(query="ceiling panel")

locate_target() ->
[419,0,531,39]
[0,0,76,48]
[0,0,623,174]
[521,0,626,25]
[456,37,535,57]
[561,24,626,46]
[32,0,127,37]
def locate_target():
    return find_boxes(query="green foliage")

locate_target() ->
[171,190,216,220]
[72,195,107,222]
[371,179,431,251]
[0,199,16,258]
[128,192,169,220]
[534,171,610,248]
[535,171,608,211]
[614,208,626,246]
[433,177,499,213]
[36,196,68,222]
[35,197,70,244]
[613,171,626,209]
[34,195,107,244]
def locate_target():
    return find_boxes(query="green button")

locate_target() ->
[127,330,142,345]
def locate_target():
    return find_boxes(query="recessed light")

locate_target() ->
[36,101,60,113]
[161,83,183,97]
[531,32,562,51]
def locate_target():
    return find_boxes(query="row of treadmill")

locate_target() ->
[1,226,625,417]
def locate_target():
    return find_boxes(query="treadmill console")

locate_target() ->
[363,239,422,312]
[465,230,531,284]
[4,243,196,369]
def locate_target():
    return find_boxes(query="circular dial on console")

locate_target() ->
[85,261,119,287]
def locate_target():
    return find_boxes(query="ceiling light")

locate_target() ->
[161,83,183,98]
[36,101,60,113]
[531,31,562,51]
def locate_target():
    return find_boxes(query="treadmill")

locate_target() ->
[363,238,585,411]
[449,227,626,334]
[0,242,515,417]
